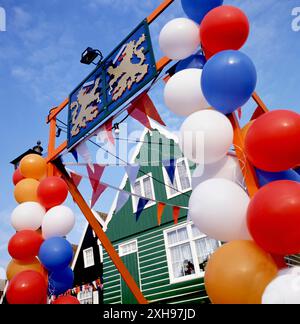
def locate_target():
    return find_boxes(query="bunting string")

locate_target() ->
[66,168,189,210]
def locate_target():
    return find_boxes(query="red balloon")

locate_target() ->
[271,254,287,270]
[245,110,300,172]
[247,180,300,255]
[6,270,48,304]
[200,5,249,56]
[8,230,44,261]
[37,176,68,209]
[53,296,80,304]
[13,169,25,186]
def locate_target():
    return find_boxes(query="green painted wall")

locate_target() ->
[121,253,140,304]
[103,129,207,305]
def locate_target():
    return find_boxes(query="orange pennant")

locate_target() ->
[173,206,181,225]
[157,202,166,226]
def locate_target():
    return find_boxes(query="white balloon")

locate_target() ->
[189,178,251,242]
[159,18,200,60]
[192,156,244,190]
[42,205,75,239]
[11,202,46,231]
[179,110,234,164]
[164,69,210,116]
[262,274,300,304]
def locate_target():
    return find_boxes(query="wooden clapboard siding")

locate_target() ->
[103,219,209,304]
[103,128,207,304]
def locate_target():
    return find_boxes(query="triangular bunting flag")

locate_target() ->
[70,148,79,162]
[125,164,140,185]
[70,171,83,187]
[127,105,152,129]
[104,119,115,145]
[135,198,149,221]
[115,190,130,214]
[157,202,166,226]
[96,119,115,146]
[91,184,107,208]
[134,94,166,126]
[163,159,176,184]
[77,142,93,171]
[173,206,181,225]
[87,164,105,191]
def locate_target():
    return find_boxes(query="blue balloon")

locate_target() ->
[39,237,73,272]
[49,267,74,296]
[296,167,300,176]
[201,50,257,115]
[176,54,207,73]
[181,0,224,23]
[256,169,300,187]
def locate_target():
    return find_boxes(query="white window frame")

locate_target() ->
[164,222,220,284]
[83,247,95,268]
[131,173,156,213]
[119,239,138,257]
[162,158,192,199]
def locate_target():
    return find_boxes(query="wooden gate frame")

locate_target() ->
[45,0,269,304]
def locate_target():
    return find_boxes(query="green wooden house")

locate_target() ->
[102,122,220,305]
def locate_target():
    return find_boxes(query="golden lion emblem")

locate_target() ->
[70,77,101,137]
[107,34,149,101]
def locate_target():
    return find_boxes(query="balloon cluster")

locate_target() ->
[7,154,79,304]
[159,0,300,304]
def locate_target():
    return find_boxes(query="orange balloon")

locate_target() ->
[19,154,47,180]
[205,241,277,304]
[14,178,40,204]
[6,258,48,282]
[241,121,255,141]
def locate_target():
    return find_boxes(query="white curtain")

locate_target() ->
[143,177,154,200]
[170,243,194,278]
[178,160,190,190]
[195,237,219,264]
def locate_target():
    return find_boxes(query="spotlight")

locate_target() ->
[80,47,103,66]
[114,123,120,136]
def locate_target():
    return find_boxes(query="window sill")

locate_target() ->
[166,187,192,200]
[169,272,205,285]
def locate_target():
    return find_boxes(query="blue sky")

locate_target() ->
[0,0,300,277]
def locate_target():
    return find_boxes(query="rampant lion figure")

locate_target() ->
[70,77,101,137]
[108,33,149,101]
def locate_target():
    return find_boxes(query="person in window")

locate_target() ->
[184,260,195,275]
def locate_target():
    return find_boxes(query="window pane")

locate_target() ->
[177,227,188,242]
[166,172,179,196]
[178,160,191,191]
[133,181,142,196]
[143,177,154,200]
[167,231,177,245]
[84,248,94,268]
[191,224,204,238]
[120,241,137,256]
[167,228,188,246]
[170,243,195,279]
[195,237,219,272]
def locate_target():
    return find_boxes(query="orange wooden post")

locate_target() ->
[53,159,148,304]
[229,113,260,198]
[47,117,57,176]
[147,0,174,24]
